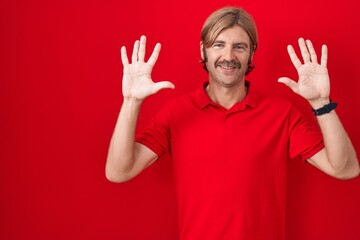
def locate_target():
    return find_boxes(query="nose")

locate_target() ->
[223,46,236,61]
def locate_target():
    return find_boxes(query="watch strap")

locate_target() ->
[312,100,338,116]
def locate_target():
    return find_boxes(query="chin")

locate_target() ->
[214,78,244,88]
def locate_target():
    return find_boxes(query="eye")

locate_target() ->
[212,43,224,49]
[234,45,247,51]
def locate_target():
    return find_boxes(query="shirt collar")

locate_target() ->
[193,81,257,111]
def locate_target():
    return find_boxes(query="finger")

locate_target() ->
[287,45,302,69]
[152,81,175,94]
[321,44,328,67]
[306,39,318,63]
[138,35,146,62]
[147,43,161,66]
[131,40,140,63]
[278,77,299,94]
[298,38,310,63]
[120,46,129,66]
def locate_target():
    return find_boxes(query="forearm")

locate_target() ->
[312,99,359,177]
[106,99,143,182]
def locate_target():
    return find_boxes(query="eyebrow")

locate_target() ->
[213,40,249,48]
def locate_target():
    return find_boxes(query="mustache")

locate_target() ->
[215,60,241,69]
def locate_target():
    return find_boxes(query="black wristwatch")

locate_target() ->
[312,100,338,116]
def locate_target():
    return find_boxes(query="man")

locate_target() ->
[106,6,359,240]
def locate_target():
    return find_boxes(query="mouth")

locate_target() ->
[219,65,236,71]
[215,61,241,72]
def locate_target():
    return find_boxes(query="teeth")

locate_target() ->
[221,66,234,70]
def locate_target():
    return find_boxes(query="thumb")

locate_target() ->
[152,81,175,94]
[278,77,298,93]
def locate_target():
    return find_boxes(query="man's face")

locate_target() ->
[201,25,252,88]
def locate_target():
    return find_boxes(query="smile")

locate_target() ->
[220,66,236,70]
[215,60,241,70]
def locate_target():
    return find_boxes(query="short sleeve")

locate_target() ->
[288,105,324,161]
[136,104,172,158]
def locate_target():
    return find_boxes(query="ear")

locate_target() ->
[200,41,204,60]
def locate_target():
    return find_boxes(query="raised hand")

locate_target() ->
[121,35,174,101]
[278,38,330,105]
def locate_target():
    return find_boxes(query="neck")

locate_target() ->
[206,81,248,109]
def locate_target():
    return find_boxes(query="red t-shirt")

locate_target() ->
[136,82,324,240]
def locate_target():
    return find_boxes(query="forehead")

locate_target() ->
[215,25,250,44]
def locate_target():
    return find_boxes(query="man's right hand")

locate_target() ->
[121,35,174,101]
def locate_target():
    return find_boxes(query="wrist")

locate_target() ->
[309,98,330,109]
[311,99,338,116]
[122,97,144,108]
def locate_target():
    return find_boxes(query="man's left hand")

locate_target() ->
[278,38,330,107]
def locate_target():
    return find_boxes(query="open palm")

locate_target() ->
[121,36,174,101]
[278,38,330,102]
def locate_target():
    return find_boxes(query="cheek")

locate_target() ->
[210,57,223,68]
[238,54,251,65]
[205,53,218,66]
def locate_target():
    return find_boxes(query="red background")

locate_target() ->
[1,0,359,239]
